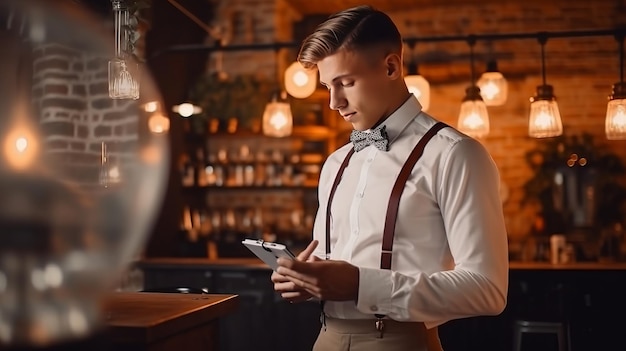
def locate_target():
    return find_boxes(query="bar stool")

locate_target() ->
[513,320,569,351]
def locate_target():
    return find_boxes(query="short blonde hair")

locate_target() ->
[298,5,403,69]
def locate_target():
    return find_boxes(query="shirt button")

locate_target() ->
[367,158,373,162]
[370,305,378,311]
[357,192,364,198]
[352,229,358,235]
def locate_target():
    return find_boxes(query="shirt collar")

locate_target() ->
[374,94,423,144]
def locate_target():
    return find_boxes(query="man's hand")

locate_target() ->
[275,256,359,302]
[271,240,320,303]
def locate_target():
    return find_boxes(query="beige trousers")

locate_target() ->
[312,317,443,351]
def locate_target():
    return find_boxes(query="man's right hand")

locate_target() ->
[271,240,319,303]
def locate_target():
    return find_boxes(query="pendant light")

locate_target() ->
[108,0,140,100]
[263,48,293,137]
[528,34,563,138]
[477,42,508,106]
[605,30,626,140]
[284,60,317,99]
[458,36,490,138]
[404,40,430,111]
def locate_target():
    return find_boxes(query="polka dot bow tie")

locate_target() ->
[350,125,389,152]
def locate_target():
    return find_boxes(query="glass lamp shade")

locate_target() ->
[477,71,508,106]
[529,85,563,138]
[284,61,317,99]
[457,86,490,138]
[605,98,626,140]
[262,98,293,137]
[605,83,626,140]
[0,0,169,347]
[108,58,140,100]
[404,74,430,111]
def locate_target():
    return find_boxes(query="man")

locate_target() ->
[272,5,508,351]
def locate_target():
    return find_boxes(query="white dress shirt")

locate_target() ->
[312,95,508,329]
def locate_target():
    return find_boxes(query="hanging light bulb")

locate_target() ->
[606,32,626,140]
[404,62,431,111]
[477,59,508,106]
[172,102,202,117]
[108,0,140,100]
[458,86,490,138]
[529,36,563,138]
[457,37,490,138]
[284,61,317,99]
[263,92,293,137]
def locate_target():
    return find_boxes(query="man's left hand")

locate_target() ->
[275,258,359,301]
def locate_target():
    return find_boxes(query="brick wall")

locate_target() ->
[382,0,626,242]
[32,43,139,185]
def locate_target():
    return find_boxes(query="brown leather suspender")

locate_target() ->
[324,122,448,268]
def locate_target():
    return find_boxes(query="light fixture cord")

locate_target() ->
[618,31,624,84]
[111,0,124,58]
[273,46,281,99]
[468,35,477,85]
[538,33,548,86]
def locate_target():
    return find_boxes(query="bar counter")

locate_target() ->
[136,257,626,351]
[103,292,238,351]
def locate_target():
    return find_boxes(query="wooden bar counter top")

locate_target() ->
[102,292,238,351]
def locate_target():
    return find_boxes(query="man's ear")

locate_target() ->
[384,53,403,79]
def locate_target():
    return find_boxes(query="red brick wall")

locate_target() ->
[32,43,139,185]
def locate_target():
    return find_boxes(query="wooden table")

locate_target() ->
[102,292,238,351]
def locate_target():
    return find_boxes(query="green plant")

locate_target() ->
[523,133,626,234]
[189,73,276,131]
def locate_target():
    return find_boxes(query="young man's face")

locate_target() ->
[317,48,395,131]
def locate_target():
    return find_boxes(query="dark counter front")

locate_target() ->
[137,258,626,351]
[137,258,320,351]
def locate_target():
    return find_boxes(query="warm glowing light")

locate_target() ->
[143,101,158,113]
[172,103,202,117]
[108,165,121,182]
[262,100,293,137]
[293,71,309,86]
[606,99,626,140]
[15,137,28,153]
[404,74,430,111]
[529,99,563,138]
[457,99,490,138]
[4,127,38,170]
[477,71,508,106]
[148,113,170,134]
[270,111,288,129]
[178,103,194,117]
[284,61,317,99]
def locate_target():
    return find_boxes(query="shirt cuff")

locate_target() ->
[355,267,393,315]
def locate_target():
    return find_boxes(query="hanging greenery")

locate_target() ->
[189,73,276,132]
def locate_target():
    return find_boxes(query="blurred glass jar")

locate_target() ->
[0,0,169,347]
